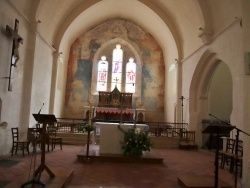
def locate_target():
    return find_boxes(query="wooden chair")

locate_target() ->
[11,127,30,157]
[220,138,235,169]
[27,127,50,151]
[179,131,198,150]
[179,131,188,149]
[230,140,243,177]
[47,125,62,151]
[186,131,198,150]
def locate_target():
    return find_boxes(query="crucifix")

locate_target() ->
[114,77,119,87]
[5,19,23,91]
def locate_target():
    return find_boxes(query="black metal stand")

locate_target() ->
[21,129,45,188]
[21,178,45,188]
[86,130,90,159]
[208,113,250,188]
[214,130,220,187]
[203,124,235,188]
[180,96,185,129]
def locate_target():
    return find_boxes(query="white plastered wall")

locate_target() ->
[28,36,54,126]
[0,1,55,156]
[183,19,247,183]
[0,1,30,155]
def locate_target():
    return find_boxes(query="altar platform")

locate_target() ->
[77,144,164,164]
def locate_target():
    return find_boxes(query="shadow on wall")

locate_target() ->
[0,98,8,129]
[0,122,8,129]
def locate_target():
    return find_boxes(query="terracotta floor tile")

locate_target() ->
[0,145,238,187]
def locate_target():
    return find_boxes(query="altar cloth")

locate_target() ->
[94,122,148,154]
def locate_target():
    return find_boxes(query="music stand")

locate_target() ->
[202,124,235,188]
[21,114,57,187]
[32,114,57,178]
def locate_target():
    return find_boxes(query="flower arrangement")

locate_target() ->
[77,124,95,133]
[118,125,153,157]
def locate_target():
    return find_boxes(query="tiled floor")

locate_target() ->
[0,145,239,188]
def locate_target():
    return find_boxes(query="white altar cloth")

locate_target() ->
[94,122,148,154]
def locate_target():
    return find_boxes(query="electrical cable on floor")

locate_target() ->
[27,131,38,182]
[27,148,33,181]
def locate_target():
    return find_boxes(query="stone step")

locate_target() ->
[58,133,100,145]
[57,132,91,137]
[150,137,180,149]
[58,133,180,149]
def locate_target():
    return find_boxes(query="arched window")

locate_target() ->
[96,44,136,93]
[97,56,108,91]
[92,42,140,96]
[111,44,123,91]
[125,58,136,93]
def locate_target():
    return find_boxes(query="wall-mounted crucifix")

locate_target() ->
[5,19,23,91]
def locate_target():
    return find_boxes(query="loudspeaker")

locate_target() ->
[244,52,250,75]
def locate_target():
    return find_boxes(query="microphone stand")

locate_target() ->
[37,103,44,122]
[21,103,45,187]
[209,113,250,188]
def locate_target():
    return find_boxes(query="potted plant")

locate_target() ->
[118,125,153,157]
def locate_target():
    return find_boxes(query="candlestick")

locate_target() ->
[134,109,137,128]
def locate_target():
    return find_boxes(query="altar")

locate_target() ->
[93,107,135,122]
[94,122,148,154]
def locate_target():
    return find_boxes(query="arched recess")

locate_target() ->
[189,50,233,147]
[91,38,142,98]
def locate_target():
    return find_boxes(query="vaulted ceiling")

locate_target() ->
[10,0,241,67]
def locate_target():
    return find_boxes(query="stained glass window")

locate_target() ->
[125,58,136,93]
[97,56,108,91]
[95,44,137,94]
[111,44,123,91]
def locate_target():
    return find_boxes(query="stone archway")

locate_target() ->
[189,50,233,147]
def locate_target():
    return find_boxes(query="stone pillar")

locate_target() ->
[49,51,60,114]
[20,22,39,134]
[176,59,182,124]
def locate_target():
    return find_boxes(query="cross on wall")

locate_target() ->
[5,19,23,91]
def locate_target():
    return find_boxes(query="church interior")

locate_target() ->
[0,0,250,187]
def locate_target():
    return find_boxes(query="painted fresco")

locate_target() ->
[65,19,164,120]
[73,59,91,102]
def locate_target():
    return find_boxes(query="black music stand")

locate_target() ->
[33,114,56,178]
[22,114,57,188]
[21,114,57,187]
[202,124,235,188]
